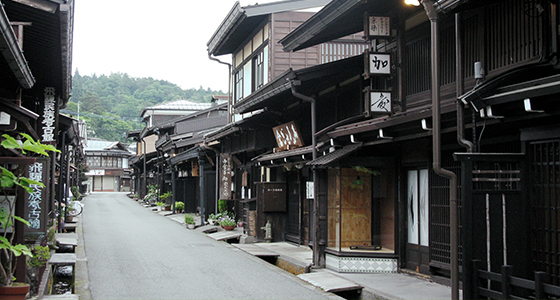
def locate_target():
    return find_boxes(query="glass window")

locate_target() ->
[234,69,243,103]
[407,169,429,246]
[252,51,264,92]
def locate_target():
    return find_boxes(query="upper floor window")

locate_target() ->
[252,51,264,92]
[234,69,243,103]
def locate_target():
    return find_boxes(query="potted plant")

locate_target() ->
[218,214,237,231]
[160,191,172,211]
[156,202,165,211]
[184,214,195,229]
[26,245,50,296]
[172,201,184,213]
[0,133,59,297]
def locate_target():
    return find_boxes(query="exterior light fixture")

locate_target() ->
[404,0,421,6]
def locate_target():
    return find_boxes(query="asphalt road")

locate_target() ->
[80,192,339,299]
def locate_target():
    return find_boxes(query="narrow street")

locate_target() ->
[80,192,339,299]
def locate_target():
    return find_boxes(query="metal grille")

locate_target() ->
[530,140,560,285]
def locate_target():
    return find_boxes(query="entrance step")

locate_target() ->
[234,244,279,259]
[42,295,79,300]
[207,228,242,241]
[298,271,363,293]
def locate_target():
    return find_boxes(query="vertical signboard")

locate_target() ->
[41,87,58,144]
[366,16,391,38]
[25,157,49,234]
[219,154,232,200]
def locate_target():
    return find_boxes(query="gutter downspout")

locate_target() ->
[290,79,321,267]
[421,1,459,299]
[208,54,233,123]
[455,13,474,152]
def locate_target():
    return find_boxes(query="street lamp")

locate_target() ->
[404,0,420,6]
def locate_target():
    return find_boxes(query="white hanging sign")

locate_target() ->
[367,16,391,38]
[368,53,391,75]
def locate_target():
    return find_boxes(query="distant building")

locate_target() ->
[141,99,216,127]
[84,139,134,193]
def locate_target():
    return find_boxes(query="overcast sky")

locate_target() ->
[72,0,277,93]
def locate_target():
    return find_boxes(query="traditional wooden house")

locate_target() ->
[0,0,75,289]
[206,0,368,243]
[84,139,133,193]
[276,0,560,298]
[158,101,228,216]
[129,99,217,198]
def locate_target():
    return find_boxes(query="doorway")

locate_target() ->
[406,168,430,273]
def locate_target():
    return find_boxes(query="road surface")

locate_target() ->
[80,192,339,299]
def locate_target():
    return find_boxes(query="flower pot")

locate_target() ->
[187,224,195,229]
[0,283,30,300]
[222,225,236,231]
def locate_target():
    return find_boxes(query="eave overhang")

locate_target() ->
[208,0,330,56]
[2,0,75,107]
[280,0,363,52]
[459,63,559,112]
[169,145,202,166]
[234,54,364,114]
[0,4,34,88]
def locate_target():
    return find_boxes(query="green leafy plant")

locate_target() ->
[184,214,195,225]
[160,191,172,202]
[147,184,158,194]
[218,199,228,212]
[70,186,82,201]
[172,201,184,212]
[0,133,59,287]
[156,202,164,206]
[28,245,50,268]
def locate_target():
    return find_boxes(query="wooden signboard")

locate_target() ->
[272,121,304,151]
[365,16,391,38]
[219,154,232,199]
[25,157,50,234]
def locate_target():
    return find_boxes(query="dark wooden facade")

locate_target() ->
[272,0,560,295]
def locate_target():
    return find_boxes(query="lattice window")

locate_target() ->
[530,139,560,285]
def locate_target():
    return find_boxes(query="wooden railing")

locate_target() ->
[471,260,560,299]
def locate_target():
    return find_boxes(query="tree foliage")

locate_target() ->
[66,71,225,143]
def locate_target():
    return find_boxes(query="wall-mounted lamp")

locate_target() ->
[421,118,432,131]
[524,98,544,113]
[378,129,393,139]
[404,0,421,6]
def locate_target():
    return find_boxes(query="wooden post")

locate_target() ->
[535,271,548,300]
[472,260,481,300]
[501,265,513,299]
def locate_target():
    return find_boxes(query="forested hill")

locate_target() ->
[64,71,225,143]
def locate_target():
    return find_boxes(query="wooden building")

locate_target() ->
[206,0,368,245]
[276,0,560,298]
[0,0,77,288]
[85,140,133,193]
